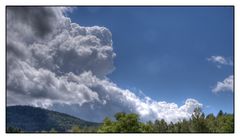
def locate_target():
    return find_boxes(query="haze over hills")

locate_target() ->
[6,106,101,132]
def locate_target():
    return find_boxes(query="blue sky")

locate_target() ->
[68,7,233,115]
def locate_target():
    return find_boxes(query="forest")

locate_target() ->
[98,108,233,133]
[7,107,234,133]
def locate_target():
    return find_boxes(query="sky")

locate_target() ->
[6,7,233,123]
[68,7,233,115]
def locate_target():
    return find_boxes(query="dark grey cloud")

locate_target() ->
[7,7,61,38]
[7,7,202,123]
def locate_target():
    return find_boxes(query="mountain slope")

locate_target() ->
[7,105,101,132]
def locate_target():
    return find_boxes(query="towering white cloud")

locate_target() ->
[212,75,233,93]
[7,7,202,123]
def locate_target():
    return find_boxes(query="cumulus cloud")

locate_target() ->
[7,7,202,123]
[207,56,233,68]
[212,75,233,93]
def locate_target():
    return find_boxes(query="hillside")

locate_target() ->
[6,105,101,132]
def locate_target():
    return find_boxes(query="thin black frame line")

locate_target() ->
[232,6,235,134]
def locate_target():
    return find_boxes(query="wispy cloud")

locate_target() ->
[212,75,233,93]
[207,56,233,68]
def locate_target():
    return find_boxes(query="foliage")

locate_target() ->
[7,106,233,133]
[98,108,234,133]
[190,107,209,132]
[98,112,141,132]
[153,119,168,132]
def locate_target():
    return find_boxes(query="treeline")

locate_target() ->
[98,108,234,133]
[7,107,233,133]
